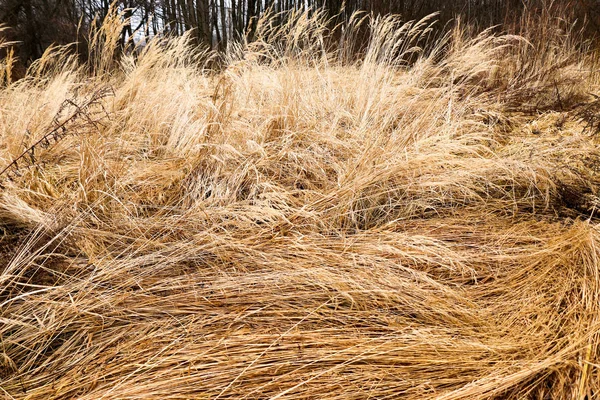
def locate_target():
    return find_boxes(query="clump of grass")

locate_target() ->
[2,6,600,400]
[0,25,18,86]
[0,86,112,189]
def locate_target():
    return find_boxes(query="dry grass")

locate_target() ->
[2,8,600,399]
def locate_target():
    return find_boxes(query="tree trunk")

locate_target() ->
[219,0,227,49]
[212,0,221,46]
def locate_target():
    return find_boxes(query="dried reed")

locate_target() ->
[1,7,600,400]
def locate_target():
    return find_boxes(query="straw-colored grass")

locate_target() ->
[2,8,600,399]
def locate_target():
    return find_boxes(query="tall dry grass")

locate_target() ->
[2,7,600,399]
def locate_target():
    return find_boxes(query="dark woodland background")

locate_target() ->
[1,0,600,68]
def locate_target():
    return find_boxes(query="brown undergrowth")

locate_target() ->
[2,8,600,399]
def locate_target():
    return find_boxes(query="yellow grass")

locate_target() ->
[2,8,600,399]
